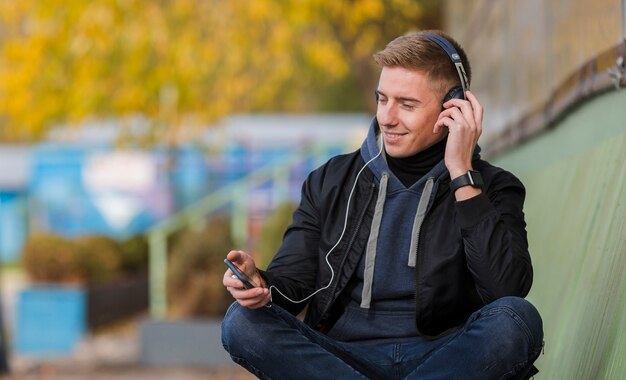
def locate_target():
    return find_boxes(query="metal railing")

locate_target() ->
[146,148,328,318]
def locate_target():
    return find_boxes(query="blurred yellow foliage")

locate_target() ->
[0,0,439,143]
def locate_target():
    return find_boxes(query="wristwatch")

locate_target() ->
[450,170,484,193]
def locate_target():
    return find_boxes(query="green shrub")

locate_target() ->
[167,216,234,318]
[256,202,298,269]
[22,234,82,283]
[119,234,149,274]
[74,235,122,283]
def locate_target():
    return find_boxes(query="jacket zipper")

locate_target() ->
[322,182,377,319]
[414,177,439,334]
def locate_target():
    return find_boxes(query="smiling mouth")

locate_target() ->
[383,131,406,141]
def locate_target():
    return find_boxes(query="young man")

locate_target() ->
[221,30,543,379]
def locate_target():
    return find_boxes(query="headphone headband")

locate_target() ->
[420,33,470,94]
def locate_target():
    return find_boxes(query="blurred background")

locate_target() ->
[0,1,624,379]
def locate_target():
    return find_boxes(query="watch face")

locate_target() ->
[469,170,484,187]
[450,170,483,192]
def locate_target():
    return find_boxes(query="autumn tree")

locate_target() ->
[0,0,440,143]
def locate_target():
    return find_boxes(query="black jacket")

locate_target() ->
[262,149,532,338]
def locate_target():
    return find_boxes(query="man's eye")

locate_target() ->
[402,103,415,110]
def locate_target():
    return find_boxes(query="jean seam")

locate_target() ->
[402,325,464,375]
[497,345,542,380]
[230,354,272,380]
[393,344,401,380]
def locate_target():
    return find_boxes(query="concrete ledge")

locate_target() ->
[139,318,233,367]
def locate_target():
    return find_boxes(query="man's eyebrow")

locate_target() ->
[396,96,420,103]
[375,90,421,104]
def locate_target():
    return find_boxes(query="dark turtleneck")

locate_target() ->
[386,137,447,188]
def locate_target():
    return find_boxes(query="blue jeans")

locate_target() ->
[221,297,543,380]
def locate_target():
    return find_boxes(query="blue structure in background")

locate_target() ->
[29,146,100,237]
[27,145,174,240]
[15,287,86,356]
[0,142,349,262]
[0,192,28,262]
[0,145,31,262]
[170,146,210,208]
[0,114,369,263]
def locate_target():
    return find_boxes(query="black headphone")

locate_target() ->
[420,33,470,103]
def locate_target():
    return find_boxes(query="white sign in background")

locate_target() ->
[83,151,156,231]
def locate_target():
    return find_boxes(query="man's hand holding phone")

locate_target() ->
[222,250,271,309]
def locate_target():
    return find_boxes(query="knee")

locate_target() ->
[491,297,543,337]
[482,297,544,354]
[221,302,272,355]
[222,302,252,349]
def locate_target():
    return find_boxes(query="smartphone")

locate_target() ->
[224,258,255,289]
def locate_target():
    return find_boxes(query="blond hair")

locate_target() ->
[373,30,471,98]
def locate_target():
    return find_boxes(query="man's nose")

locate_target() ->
[377,102,397,127]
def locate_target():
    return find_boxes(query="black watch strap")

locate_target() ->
[450,170,484,193]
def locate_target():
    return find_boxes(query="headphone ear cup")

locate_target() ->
[443,87,465,104]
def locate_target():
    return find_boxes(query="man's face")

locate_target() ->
[375,66,446,158]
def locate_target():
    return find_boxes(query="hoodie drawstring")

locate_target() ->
[360,171,388,309]
[408,177,434,267]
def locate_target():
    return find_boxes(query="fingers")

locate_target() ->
[227,286,271,309]
[465,91,484,128]
[223,269,246,289]
[435,91,483,137]
[223,249,269,308]
[226,250,257,279]
[435,91,485,176]
[434,106,468,135]
[226,250,245,265]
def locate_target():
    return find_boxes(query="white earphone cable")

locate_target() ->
[268,134,384,305]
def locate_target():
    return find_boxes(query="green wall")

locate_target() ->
[493,90,626,379]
